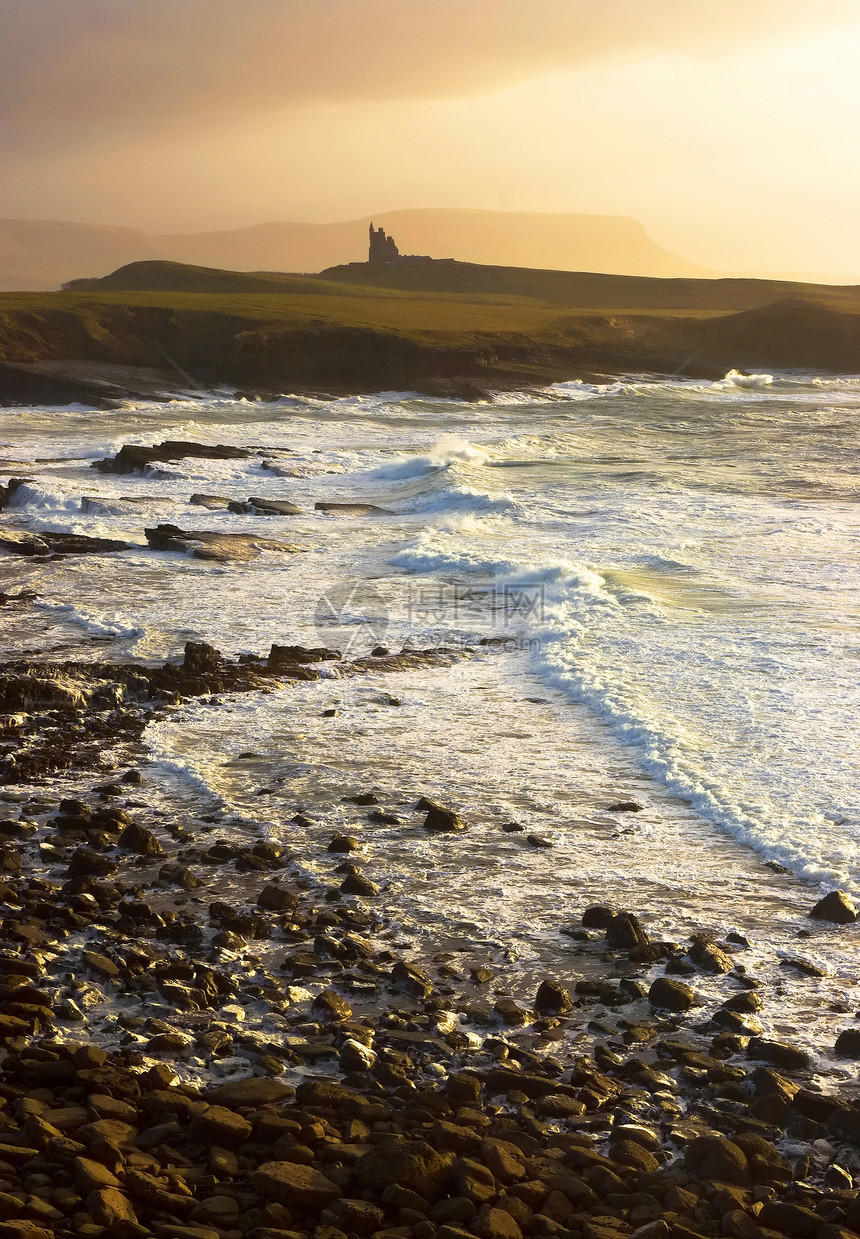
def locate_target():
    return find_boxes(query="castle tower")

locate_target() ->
[368,222,399,263]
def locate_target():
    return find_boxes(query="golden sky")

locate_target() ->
[4,0,860,273]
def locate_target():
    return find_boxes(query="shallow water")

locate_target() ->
[2,372,860,1062]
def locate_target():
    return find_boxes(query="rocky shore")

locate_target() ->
[0,632,860,1239]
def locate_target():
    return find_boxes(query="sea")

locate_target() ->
[2,369,860,1066]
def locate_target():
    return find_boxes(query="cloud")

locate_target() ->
[2,0,856,159]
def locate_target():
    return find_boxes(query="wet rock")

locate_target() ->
[117,821,163,856]
[340,1038,377,1071]
[648,977,696,1012]
[582,905,615,928]
[254,1161,343,1208]
[233,496,302,516]
[257,884,299,913]
[205,1078,294,1107]
[810,890,857,923]
[146,523,303,563]
[688,936,733,973]
[328,835,359,852]
[494,997,531,1026]
[684,1134,750,1185]
[313,989,353,1021]
[189,493,232,509]
[93,440,251,474]
[340,871,379,897]
[834,1028,860,1058]
[422,801,469,832]
[0,530,129,556]
[747,1036,811,1070]
[526,833,553,848]
[392,960,433,998]
[607,800,644,812]
[322,1198,386,1234]
[354,1139,454,1200]
[534,979,573,1014]
[315,502,389,514]
[606,911,649,950]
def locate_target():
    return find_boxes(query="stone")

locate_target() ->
[684,1135,750,1186]
[118,822,163,856]
[354,1140,454,1201]
[648,976,696,1011]
[190,1105,252,1147]
[257,884,299,912]
[688,937,733,973]
[75,1156,121,1192]
[340,871,379,897]
[322,1199,385,1235]
[474,1206,523,1239]
[313,989,352,1021]
[340,1039,377,1071]
[254,1161,343,1209]
[758,1203,821,1237]
[423,801,469,832]
[810,890,857,923]
[606,912,648,950]
[834,1028,860,1058]
[205,1078,294,1107]
[582,905,615,928]
[87,1187,137,1227]
[747,1036,811,1070]
[534,979,573,1014]
[453,1157,497,1204]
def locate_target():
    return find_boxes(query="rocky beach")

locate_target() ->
[1,378,860,1239]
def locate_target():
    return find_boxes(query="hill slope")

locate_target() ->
[2,259,859,404]
[0,208,711,291]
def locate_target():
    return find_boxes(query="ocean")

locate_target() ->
[2,370,860,1068]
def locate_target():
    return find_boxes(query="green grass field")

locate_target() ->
[2,259,859,394]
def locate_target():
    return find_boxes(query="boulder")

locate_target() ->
[834,1028,860,1058]
[606,911,649,950]
[648,976,696,1012]
[253,1161,342,1209]
[684,1134,750,1186]
[423,801,469,832]
[747,1037,811,1071]
[354,1139,454,1200]
[810,890,857,923]
[688,937,733,973]
[534,979,573,1014]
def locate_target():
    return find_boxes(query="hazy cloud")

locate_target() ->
[3,0,856,157]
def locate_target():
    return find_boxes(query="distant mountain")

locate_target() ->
[0,209,714,291]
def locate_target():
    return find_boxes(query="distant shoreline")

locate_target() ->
[1,259,859,406]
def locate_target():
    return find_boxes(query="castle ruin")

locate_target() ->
[368,223,399,263]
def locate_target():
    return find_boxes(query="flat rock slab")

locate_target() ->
[145,523,303,563]
[229,497,302,516]
[204,1078,295,1108]
[315,502,390,514]
[0,530,129,556]
[93,440,251,474]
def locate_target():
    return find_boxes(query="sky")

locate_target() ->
[3,0,860,273]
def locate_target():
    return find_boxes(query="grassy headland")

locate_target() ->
[2,259,860,402]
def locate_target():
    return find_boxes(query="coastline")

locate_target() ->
[0,634,860,1236]
[1,380,860,1238]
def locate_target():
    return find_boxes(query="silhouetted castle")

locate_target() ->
[367,222,434,265]
[369,223,399,263]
